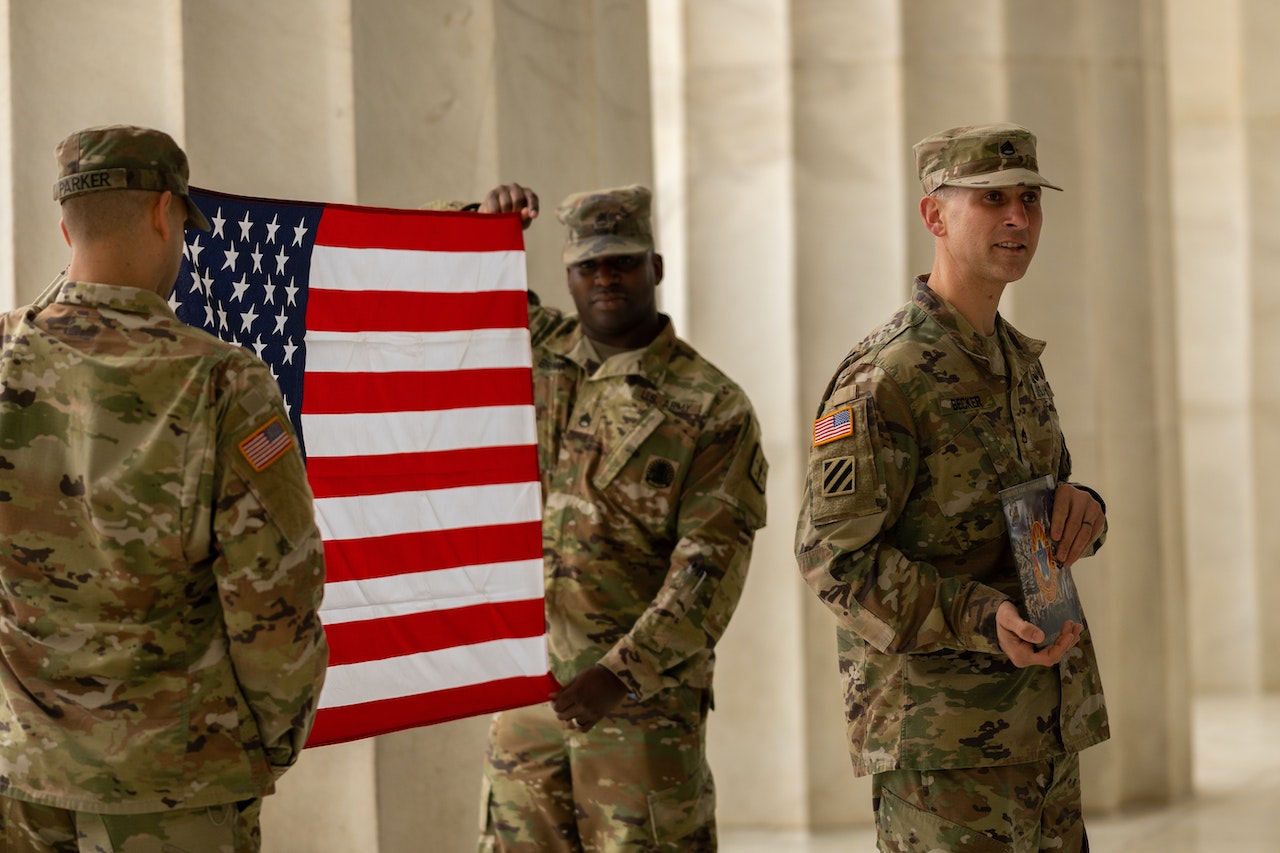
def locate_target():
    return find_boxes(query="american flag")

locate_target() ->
[813,407,853,446]
[170,188,555,747]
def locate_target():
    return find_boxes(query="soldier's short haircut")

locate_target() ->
[61,189,158,242]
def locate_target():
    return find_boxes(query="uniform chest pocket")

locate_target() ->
[925,411,1001,518]
[592,407,668,491]
[1012,396,1064,475]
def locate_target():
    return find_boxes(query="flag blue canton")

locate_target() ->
[170,190,324,447]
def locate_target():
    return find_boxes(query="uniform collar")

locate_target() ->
[553,314,676,383]
[913,276,1046,382]
[55,279,176,319]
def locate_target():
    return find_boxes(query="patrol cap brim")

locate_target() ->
[562,235,652,265]
[181,195,212,232]
[941,167,1063,192]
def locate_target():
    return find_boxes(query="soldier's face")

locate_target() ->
[566,251,663,348]
[933,186,1043,287]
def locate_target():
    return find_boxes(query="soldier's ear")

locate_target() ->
[920,195,947,237]
[152,191,178,241]
[651,253,664,286]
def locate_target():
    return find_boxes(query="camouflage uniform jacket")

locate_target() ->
[795,278,1109,776]
[0,280,328,813]
[530,304,767,701]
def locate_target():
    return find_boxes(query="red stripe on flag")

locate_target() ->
[321,521,543,582]
[305,288,528,333]
[301,368,533,414]
[323,599,546,666]
[306,673,558,747]
[307,446,539,498]
[315,206,526,252]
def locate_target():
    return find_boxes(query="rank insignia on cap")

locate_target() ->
[239,416,294,471]
[813,407,853,446]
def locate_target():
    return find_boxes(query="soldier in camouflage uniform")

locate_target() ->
[795,124,1110,852]
[474,184,768,852]
[0,125,328,852]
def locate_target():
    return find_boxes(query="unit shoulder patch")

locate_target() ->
[820,455,855,498]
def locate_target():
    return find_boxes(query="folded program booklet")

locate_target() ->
[998,474,1082,649]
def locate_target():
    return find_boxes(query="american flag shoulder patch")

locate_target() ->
[239,416,294,471]
[813,406,854,446]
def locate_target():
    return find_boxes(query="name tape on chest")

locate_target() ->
[941,394,986,413]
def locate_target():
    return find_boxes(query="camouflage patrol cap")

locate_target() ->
[53,124,212,232]
[556,184,654,264]
[914,122,1062,194]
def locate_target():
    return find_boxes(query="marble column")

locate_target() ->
[336,3,657,851]
[2,0,185,309]
[1168,0,1280,696]
[180,6,381,848]
[653,0,820,832]
[655,0,1193,833]
[900,0,1193,812]
[1240,1,1280,694]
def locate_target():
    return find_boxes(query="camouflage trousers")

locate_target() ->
[873,753,1087,853]
[479,687,715,852]
[0,794,262,853]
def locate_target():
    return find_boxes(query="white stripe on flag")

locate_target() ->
[303,328,533,374]
[317,636,550,709]
[311,247,527,293]
[314,481,543,541]
[301,406,537,457]
[319,560,545,624]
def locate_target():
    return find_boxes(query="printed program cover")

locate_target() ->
[998,474,1082,648]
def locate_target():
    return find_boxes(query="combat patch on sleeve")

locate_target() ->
[813,407,854,446]
[239,416,294,472]
[820,455,855,497]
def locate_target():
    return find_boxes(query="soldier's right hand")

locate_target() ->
[550,664,628,732]
[995,601,1081,668]
[479,183,539,229]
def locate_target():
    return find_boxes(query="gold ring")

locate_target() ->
[1081,520,1094,527]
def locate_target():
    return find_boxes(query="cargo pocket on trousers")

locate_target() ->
[877,788,1011,853]
[647,767,715,846]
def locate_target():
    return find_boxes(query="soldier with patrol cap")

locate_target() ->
[473,184,768,852]
[795,123,1110,852]
[0,125,328,851]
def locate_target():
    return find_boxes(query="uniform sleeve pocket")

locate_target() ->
[810,397,881,526]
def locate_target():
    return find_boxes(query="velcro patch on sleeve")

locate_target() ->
[238,416,294,472]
